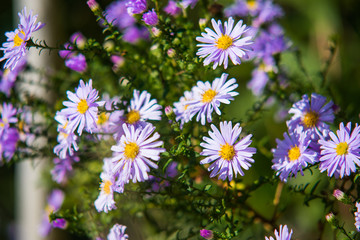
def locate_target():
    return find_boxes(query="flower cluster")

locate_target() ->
[0,103,19,164]
[59,32,87,73]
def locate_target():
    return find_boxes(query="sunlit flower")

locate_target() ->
[272,129,318,182]
[60,79,104,135]
[196,17,253,69]
[200,121,256,181]
[0,7,44,70]
[265,225,293,240]
[189,73,238,125]
[319,122,360,178]
[95,158,117,213]
[111,123,165,191]
[173,90,194,127]
[287,93,334,140]
[107,224,129,240]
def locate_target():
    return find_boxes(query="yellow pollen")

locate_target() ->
[77,99,89,114]
[216,34,233,50]
[219,143,235,161]
[60,132,69,139]
[184,105,189,110]
[288,146,301,161]
[45,205,55,215]
[247,0,258,10]
[126,110,140,124]
[302,111,319,128]
[18,121,24,131]
[124,142,139,160]
[202,89,217,103]
[101,180,112,195]
[97,112,109,125]
[13,30,25,47]
[335,142,348,156]
[0,122,4,128]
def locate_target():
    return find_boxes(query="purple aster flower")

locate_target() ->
[126,0,147,15]
[287,93,335,140]
[200,121,256,181]
[318,122,360,178]
[164,0,182,16]
[225,0,261,17]
[265,225,293,240]
[188,73,238,125]
[95,158,117,213]
[0,128,19,164]
[253,0,283,27]
[59,43,74,59]
[107,224,129,240]
[53,112,79,159]
[123,26,149,43]
[0,7,44,70]
[39,189,66,237]
[196,17,253,69]
[148,162,177,192]
[111,123,165,191]
[355,202,360,232]
[272,128,318,182]
[60,79,104,135]
[247,64,270,96]
[180,0,198,9]
[51,154,80,184]
[0,57,26,96]
[200,229,213,239]
[65,54,87,73]
[0,102,18,138]
[105,1,136,30]
[142,9,159,26]
[173,90,194,127]
[87,0,100,12]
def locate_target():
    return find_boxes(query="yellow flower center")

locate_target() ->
[45,205,55,215]
[77,99,89,114]
[13,30,25,47]
[97,112,109,125]
[216,34,233,50]
[288,146,301,161]
[247,0,258,10]
[302,111,319,128]
[124,142,139,160]
[335,142,348,156]
[126,110,140,124]
[202,89,217,103]
[101,180,112,195]
[219,143,235,161]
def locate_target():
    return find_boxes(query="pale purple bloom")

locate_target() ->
[333,189,345,201]
[0,57,26,96]
[60,79,104,135]
[196,17,253,69]
[51,154,80,184]
[95,158,117,213]
[53,112,79,159]
[188,73,238,125]
[287,93,334,140]
[253,0,283,27]
[319,122,360,178]
[173,90,194,127]
[0,7,44,70]
[111,123,165,191]
[272,129,318,182]
[107,224,129,240]
[180,0,198,9]
[123,26,149,43]
[59,43,74,59]
[142,9,159,26]
[39,189,66,237]
[0,128,19,164]
[200,229,213,239]
[247,64,269,96]
[200,121,256,181]
[65,54,87,72]
[164,1,181,16]
[105,1,136,30]
[0,102,18,138]
[111,55,125,71]
[355,202,360,232]
[265,225,293,240]
[126,0,147,15]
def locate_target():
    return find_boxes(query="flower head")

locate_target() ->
[65,53,87,72]
[107,224,129,240]
[318,122,360,178]
[126,0,147,15]
[287,93,334,140]
[105,1,136,30]
[54,112,79,158]
[196,17,253,69]
[0,128,19,164]
[355,202,360,232]
[0,102,18,137]
[0,57,26,96]
[173,90,194,127]
[51,154,80,184]
[164,1,181,16]
[188,73,238,125]
[200,229,213,239]
[0,7,44,70]
[272,129,318,182]
[200,121,256,181]
[142,9,159,26]
[60,79,104,135]
[265,225,293,240]
[111,123,165,191]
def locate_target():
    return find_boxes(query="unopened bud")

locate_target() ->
[200,229,213,239]
[167,48,175,58]
[325,212,336,226]
[151,27,161,37]
[333,189,345,201]
[199,18,207,29]
[87,0,100,12]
